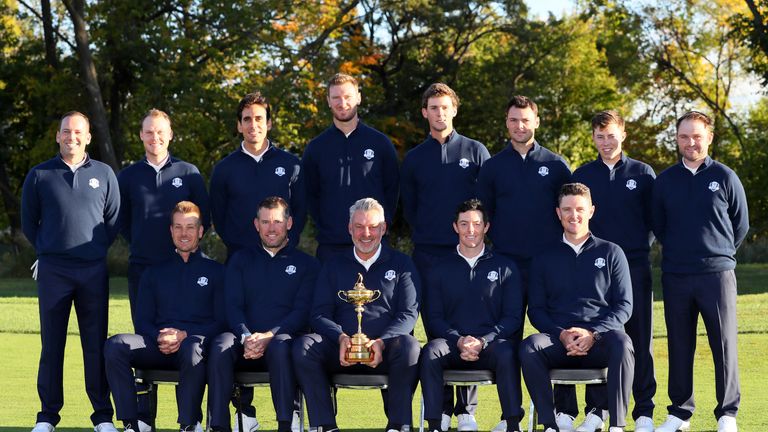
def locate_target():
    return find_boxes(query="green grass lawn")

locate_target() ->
[1,265,768,431]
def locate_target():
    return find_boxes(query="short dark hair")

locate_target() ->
[327,73,358,91]
[676,110,713,134]
[258,196,290,220]
[591,110,624,131]
[60,111,90,129]
[237,92,272,122]
[454,198,488,224]
[421,83,460,109]
[505,95,538,117]
[558,183,592,205]
[170,200,202,226]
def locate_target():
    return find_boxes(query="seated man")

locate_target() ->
[519,183,634,432]
[293,198,421,432]
[208,197,320,432]
[420,199,525,432]
[105,201,225,432]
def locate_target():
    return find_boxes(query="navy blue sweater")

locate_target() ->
[572,154,656,261]
[528,236,632,335]
[477,142,571,260]
[226,245,320,337]
[423,249,523,346]
[651,157,749,273]
[401,131,491,246]
[117,156,210,265]
[303,121,399,245]
[311,246,420,341]
[135,250,226,339]
[21,155,120,263]
[210,144,306,253]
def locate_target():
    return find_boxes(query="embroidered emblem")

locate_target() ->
[197,276,209,286]
[538,166,549,177]
[625,179,637,190]
[275,166,286,177]
[384,270,396,281]
[172,177,183,188]
[88,178,100,189]
[708,181,720,192]
[285,265,297,275]
[363,149,375,160]
[487,271,499,282]
[459,158,470,169]
[594,258,606,269]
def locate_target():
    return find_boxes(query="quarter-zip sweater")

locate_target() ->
[135,250,225,339]
[477,142,571,260]
[210,144,306,252]
[572,154,656,261]
[22,155,120,263]
[302,121,399,245]
[423,249,523,346]
[401,131,491,246]
[226,245,320,336]
[117,155,210,265]
[651,157,749,274]
[528,235,632,335]
[311,245,420,341]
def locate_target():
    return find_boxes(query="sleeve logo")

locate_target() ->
[625,179,637,190]
[363,149,375,160]
[275,166,286,177]
[538,166,549,177]
[384,269,396,281]
[708,181,720,192]
[285,265,297,275]
[487,270,499,281]
[197,276,209,286]
[459,158,470,169]
[88,178,100,189]
[172,177,183,188]
[594,258,606,269]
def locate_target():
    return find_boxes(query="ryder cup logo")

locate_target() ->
[625,179,637,190]
[708,181,720,192]
[275,166,286,177]
[384,270,396,281]
[594,258,606,269]
[459,158,470,169]
[197,276,209,287]
[538,166,549,177]
[487,271,499,282]
[88,178,100,189]
[285,265,297,275]
[172,177,183,188]
[363,149,375,160]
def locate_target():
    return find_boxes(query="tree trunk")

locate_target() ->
[41,0,58,69]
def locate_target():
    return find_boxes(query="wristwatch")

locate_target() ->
[592,331,602,342]
[240,331,252,345]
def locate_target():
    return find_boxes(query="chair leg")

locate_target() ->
[150,383,158,432]
[298,391,305,432]
[527,399,535,432]
[235,386,244,432]
[419,392,425,432]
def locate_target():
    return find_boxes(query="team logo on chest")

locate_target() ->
[275,166,286,177]
[594,258,606,269]
[88,178,100,189]
[363,149,375,160]
[197,276,209,286]
[487,271,499,282]
[172,177,183,188]
[384,270,396,281]
[538,166,549,177]
[708,181,720,192]
[625,179,637,190]
[459,158,470,169]
[285,265,297,275]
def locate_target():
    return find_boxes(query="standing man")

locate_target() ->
[210,92,306,260]
[302,73,400,262]
[420,199,525,432]
[118,108,210,323]
[520,183,634,432]
[22,111,120,432]
[105,201,224,432]
[652,111,748,432]
[401,83,491,431]
[208,197,320,432]
[293,198,420,432]
[555,110,656,432]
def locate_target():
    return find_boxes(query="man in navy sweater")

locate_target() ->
[207,197,320,432]
[210,92,306,260]
[22,111,120,432]
[652,111,749,432]
[520,183,634,432]
[118,108,210,324]
[104,201,225,432]
[302,74,399,262]
[401,83,491,432]
[293,198,420,432]
[554,111,656,432]
[420,199,525,432]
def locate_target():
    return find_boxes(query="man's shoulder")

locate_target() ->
[168,157,202,174]
[267,145,301,164]
[532,144,568,165]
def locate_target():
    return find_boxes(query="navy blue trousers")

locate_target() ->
[104,333,208,426]
[520,331,634,429]
[36,258,113,426]
[292,333,420,427]
[662,270,740,420]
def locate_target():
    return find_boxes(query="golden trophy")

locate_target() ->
[337,273,381,363]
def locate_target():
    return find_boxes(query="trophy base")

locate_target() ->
[345,333,373,363]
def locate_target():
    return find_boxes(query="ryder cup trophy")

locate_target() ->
[337,273,381,363]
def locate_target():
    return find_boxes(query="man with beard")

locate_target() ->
[302,74,400,262]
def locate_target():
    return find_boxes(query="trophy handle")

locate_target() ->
[371,290,381,302]
[337,291,348,302]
